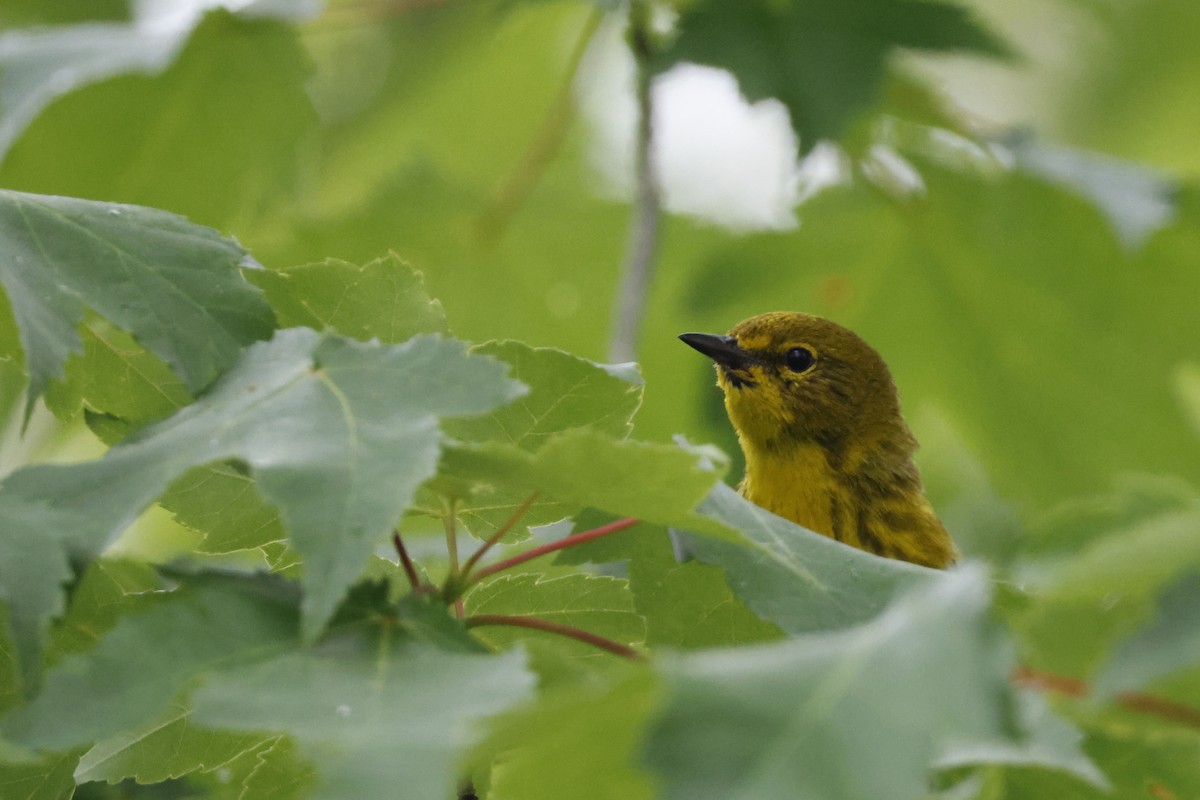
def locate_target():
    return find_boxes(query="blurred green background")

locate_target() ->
[1,0,1197,560]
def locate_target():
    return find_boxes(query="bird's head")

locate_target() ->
[680,311,908,457]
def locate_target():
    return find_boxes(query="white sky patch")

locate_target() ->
[576,19,813,231]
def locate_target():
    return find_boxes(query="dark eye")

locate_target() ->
[785,347,815,373]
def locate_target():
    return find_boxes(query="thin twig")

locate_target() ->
[465,614,643,660]
[443,501,464,619]
[1012,666,1200,730]
[467,517,639,586]
[477,8,605,243]
[391,531,422,592]
[608,1,662,363]
[459,492,541,581]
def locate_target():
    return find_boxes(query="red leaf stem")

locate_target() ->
[465,614,642,660]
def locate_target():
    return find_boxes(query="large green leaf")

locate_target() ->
[654,0,1008,151]
[245,254,449,343]
[482,670,658,800]
[1,574,299,751]
[0,328,525,680]
[679,483,938,633]
[1093,573,1200,699]
[191,647,535,800]
[0,190,274,416]
[74,704,270,786]
[0,749,80,800]
[1015,504,1200,677]
[465,573,645,654]
[438,430,727,538]
[642,567,1008,800]
[444,340,641,447]
[430,341,645,539]
[0,10,317,233]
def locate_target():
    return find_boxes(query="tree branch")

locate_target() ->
[608,1,662,363]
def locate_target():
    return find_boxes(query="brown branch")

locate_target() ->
[465,614,642,660]
[391,530,422,592]
[1012,666,1200,730]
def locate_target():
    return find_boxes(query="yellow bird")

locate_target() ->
[681,311,956,569]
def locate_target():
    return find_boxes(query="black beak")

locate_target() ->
[678,333,757,371]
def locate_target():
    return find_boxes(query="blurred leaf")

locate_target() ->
[465,573,645,654]
[1094,573,1200,698]
[1001,134,1177,248]
[1,574,299,751]
[1016,504,1200,677]
[679,483,938,633]
[935,690,1109,790]
[1079,726,1200,800]
[191,647,535,800]
[643,567,1009,800]
[244,254,449,343]
[0,748,80,800]
[0,329,524,678]
[0,190,274,418]
[46,559,163,662]
[74,704,270,785]
[0,11,317,233]
[482,669,657,800]
[654,0,1009,151]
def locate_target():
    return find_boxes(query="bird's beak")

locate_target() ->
[678,333,757,371]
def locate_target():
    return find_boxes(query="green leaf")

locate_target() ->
[934,690,1109,790]
[643,566,1009,800]
[679,483,938,633]
[0,328,525,679]
[482,670,658,800]
[465,573,646,653]
[0,11,318,232]
[159,463,285,555]
[244,254,449,343]
[46,559,163,662]
[74,704,270,785]
[0,749,80,800]
[441,429,726,538]
[634,551,785,650]
[191,647,536,800]
[1093,573,1200,698]
[1016,504,1200,677]
[654,0,1009,151]
[234,736,317,800]
[0,189,275,416]
[429,340,644,540]
[1002,134,1177,249]
[445,341,641,447]
[2,574,300,751]
[42,317,192,425]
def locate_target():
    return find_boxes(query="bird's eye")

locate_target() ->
[785,347,815,373]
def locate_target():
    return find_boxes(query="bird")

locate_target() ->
[680,311,956,569]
